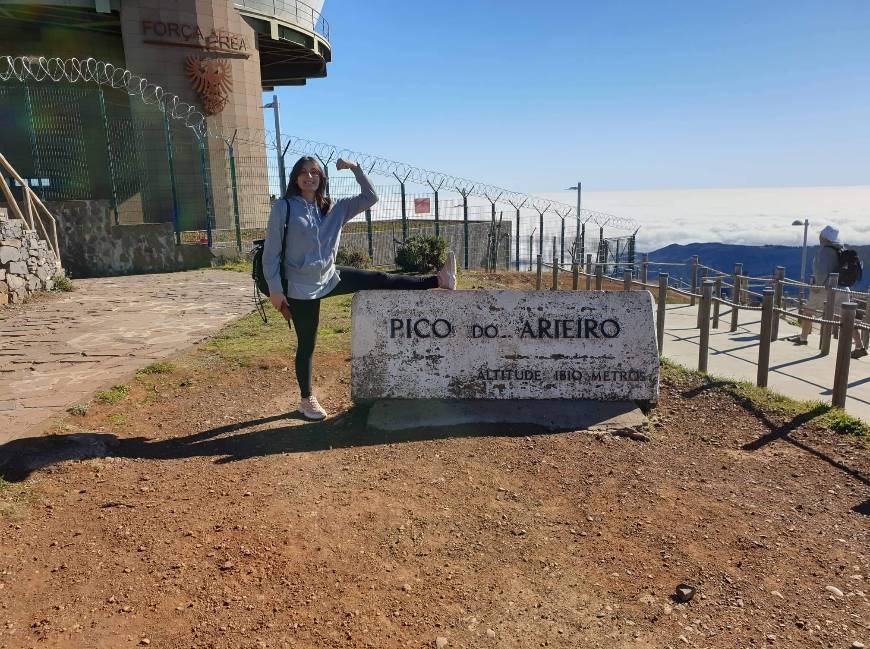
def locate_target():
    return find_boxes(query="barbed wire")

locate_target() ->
[0,55,209,136]
[1,55,639,232]
[278,135,639,232]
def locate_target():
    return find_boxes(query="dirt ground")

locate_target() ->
[0,272,867,649]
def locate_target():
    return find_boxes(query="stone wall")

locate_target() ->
[0,207,61,305]
[48,200,213,278]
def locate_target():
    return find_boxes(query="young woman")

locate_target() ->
[262,156,457,420]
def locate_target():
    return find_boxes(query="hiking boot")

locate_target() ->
[437,250,457,290]
[851,347,868,360]
[297,395,327,420]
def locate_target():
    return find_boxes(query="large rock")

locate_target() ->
[351,290,660,402]
[6,261,27,276]
[0,246,19,264]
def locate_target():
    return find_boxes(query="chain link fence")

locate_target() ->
[0,82,637,274]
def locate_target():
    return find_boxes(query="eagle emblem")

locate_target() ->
[185,56,233,115]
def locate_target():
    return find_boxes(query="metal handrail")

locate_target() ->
[233,0,330,41]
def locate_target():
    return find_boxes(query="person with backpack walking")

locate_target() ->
[789,224,866,358]
[262,155,458,420]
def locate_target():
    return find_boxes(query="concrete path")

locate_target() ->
[0,270,254,443]
[661,302,870,420]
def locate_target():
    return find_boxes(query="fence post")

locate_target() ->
[432,185,440,239]
[538,210,545,264]
[528,234,533,272]
[461,189,469,270]
[194,132,214,248]
[820,272,839,355]
[690,255,699,306]
[698,280,714,372]
[772,266,785,340]
[696,265,709,329]
[641,253,648,286]
[163,111,180,245]
[623,269,632,291]
[832,302,856,409]
[572,262,579,290]
[225,137,242,253]
[365,208,374,260]
[757,288,774,387]
[712,275,722,329]
[730,263,742,332]
[536,254,542,289]
[515,208,520,271]
[595,265,603,290]
[551,251,559,290]
[657,273,668,353]
[585,254,593,290]
[97,88,120,226]
[395,174,408,241]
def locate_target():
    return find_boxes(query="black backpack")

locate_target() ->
[831,246,863,287]
[251,199,290,322]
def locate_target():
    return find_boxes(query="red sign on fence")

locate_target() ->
[414,198,431,214]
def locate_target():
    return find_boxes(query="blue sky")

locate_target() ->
[270,1,870,193]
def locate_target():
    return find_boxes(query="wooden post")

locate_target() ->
[641,253,649,286]
[712,275,722,329]
[585,254,593,290]
[730,263,742,332]
[690,255,699,306]
[757,288,774,387]
[832,302,856,409]
[571,262,579,290]
[551,251,559,290]
[772,266,785,340]
[820,273,838,355]
[698,280,714,373]
[595,265,603,290]
[623,269,632,291]
[862,298,870,349]
[657,273,668,353]
[535,255,542,290]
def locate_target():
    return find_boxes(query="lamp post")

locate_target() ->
[263,94,286,195]
[792,218,809,302]
[566,181,581,262]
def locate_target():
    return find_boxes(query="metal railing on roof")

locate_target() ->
[233,0,330,41]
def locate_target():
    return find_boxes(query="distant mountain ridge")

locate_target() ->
[646,242,869,291]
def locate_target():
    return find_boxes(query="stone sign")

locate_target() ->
[351,290,659,402]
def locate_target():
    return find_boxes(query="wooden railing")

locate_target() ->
[0,152,61,268]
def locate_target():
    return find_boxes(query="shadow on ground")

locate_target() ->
[0,405,551,483]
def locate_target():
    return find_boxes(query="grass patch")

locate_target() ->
[51,275,75,292]
[660,357,868,438]
[137,361,175,375]
[106,413,127,426]
[95,384,130,405]
[67,403,89,416]
[0,476,32,520]
[212,258,252,273]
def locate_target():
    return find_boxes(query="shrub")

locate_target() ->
[137,361,175,375]
[336,246,371,269]
[394,235,447,273]
[52,275,74,292]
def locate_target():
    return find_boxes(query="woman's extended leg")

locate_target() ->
[329,267,438,296]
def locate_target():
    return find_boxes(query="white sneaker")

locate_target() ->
[437,250,457,290]
[297,395,327,420]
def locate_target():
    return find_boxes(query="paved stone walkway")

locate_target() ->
[661,303,870,420]
[0,270,254,443]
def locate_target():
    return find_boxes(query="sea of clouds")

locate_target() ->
[534,185,870,252]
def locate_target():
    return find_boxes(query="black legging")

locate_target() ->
[286,266,438,398]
